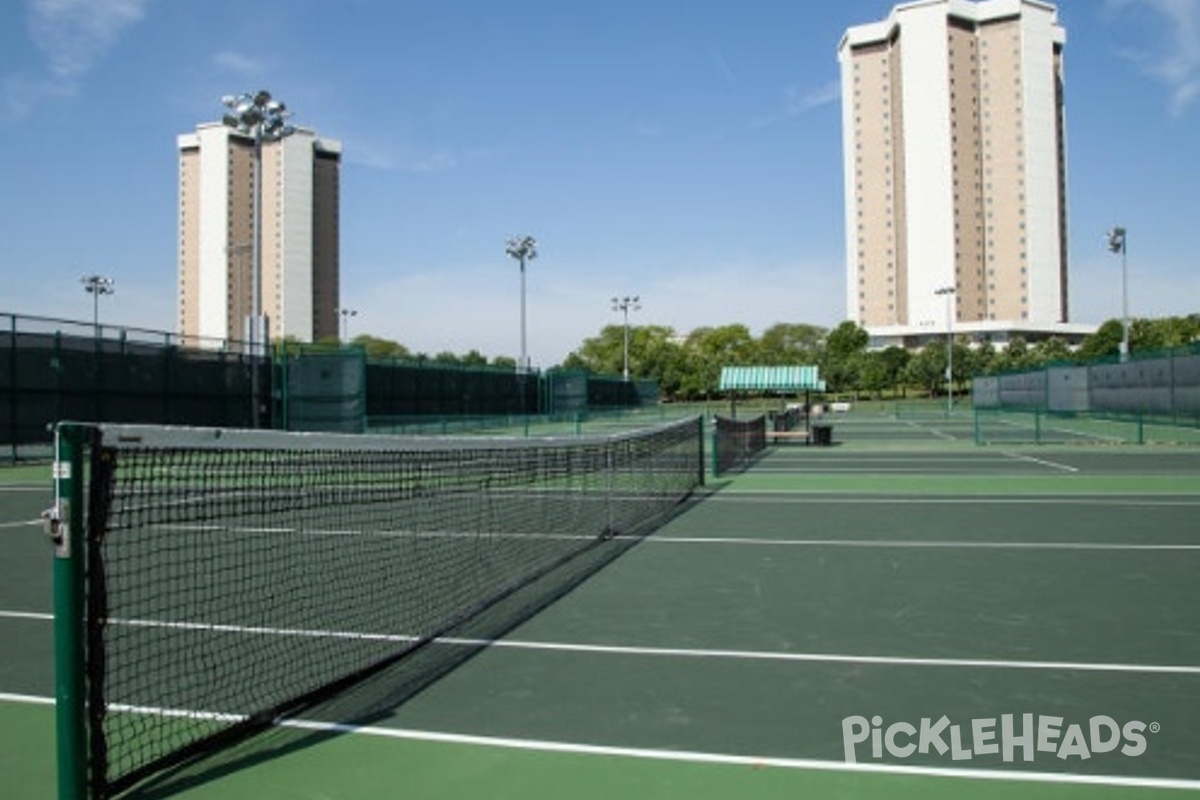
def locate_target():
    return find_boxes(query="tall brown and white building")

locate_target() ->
[839,0,1092,346]
[178,124,342,347]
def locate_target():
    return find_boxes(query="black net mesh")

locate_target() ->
[80,418,702,796]
[712,415,767,475]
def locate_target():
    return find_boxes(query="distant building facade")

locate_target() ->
[838,0,1093,348]
[178,123,342,347]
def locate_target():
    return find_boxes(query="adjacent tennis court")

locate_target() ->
[2,411,1199,798]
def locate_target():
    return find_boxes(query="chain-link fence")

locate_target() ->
[2,313,659,460]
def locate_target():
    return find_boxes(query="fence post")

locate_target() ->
[6,314,15,462]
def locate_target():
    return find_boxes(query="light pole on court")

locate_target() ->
[221,90,295,426]
[611,295,641,381]
[1106,226,1129,361]
[81,274,115,337]
[934,286,955,414]
[505,235,538,372]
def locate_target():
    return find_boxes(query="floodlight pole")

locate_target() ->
[1107,226,1129,361]
[339,308,357,343]
[935,286,955,414]
[505,235,538,372]
[611,295,641,381]
[80,275,114,337]
[222,90,296,426]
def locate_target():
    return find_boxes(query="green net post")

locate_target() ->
[1137,412,1145,445]
[1035,409,1042,444]
[51,423,88,800]
[708,418,718,478]
[974,407,982,445]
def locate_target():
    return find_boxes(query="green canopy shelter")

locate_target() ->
[717,365,828,440]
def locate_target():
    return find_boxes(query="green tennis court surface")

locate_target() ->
[3,413,1199,798]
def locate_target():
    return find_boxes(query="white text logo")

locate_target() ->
[841,714,1156,764]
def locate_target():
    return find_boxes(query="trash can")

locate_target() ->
[811,423,833,446]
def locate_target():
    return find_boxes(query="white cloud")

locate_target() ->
[784,80,842,115]
[751,78,840,129]
[1,73,73,119]
[342,138,459,173]
[2,0,151,120]
[1108,0,1200,116]
[211,51,266,78]
[29,0,150,77]
[712,48,738,88]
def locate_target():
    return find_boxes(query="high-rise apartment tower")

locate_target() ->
[178,123,342,347]
[839,0,1091,346]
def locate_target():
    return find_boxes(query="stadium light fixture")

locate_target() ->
[1106,226,1129,361]
[505,235,538,372]
[339,308,358,343]
[934,286,955,414]
[611,295,641,381]
[81,274,115,336]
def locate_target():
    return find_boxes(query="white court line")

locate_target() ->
[4,609,1198,677]
[1,691,1198,792]
[762,457,1011,463]
[902,420,957,441]
[708,494,1200,505]
[0,692,53,705]
[649,537,1200,552]
[747,468,1017,474]
[276,720,1200,793]
[0,519,40,529]
[1001,451,1080,473]
[712,489,1200,501]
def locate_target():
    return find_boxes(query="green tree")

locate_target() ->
[688,324,757,364]
[1077,320,1124,361]
[460,349,488,367]
[1031,336,1072,366]
[757,323,825,364]
[857,351,891,398]
[876,345,911,397]
[356,335,412,361]
[1126,315,1200,353]
[967,341,998,376]
[993,336,1033,373]
[904,341,946,396]
[820,321,869,394]
[1166,314,1200,346]
[571,324,627,375]
[685,325,757,396]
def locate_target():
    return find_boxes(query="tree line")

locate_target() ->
[319,314,1198,401]
[561,314,1200,401]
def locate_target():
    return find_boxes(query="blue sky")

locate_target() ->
[1,0,1197,366]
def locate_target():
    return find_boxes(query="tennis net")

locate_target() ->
[51,417,703,798]
[712,414,767,475]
